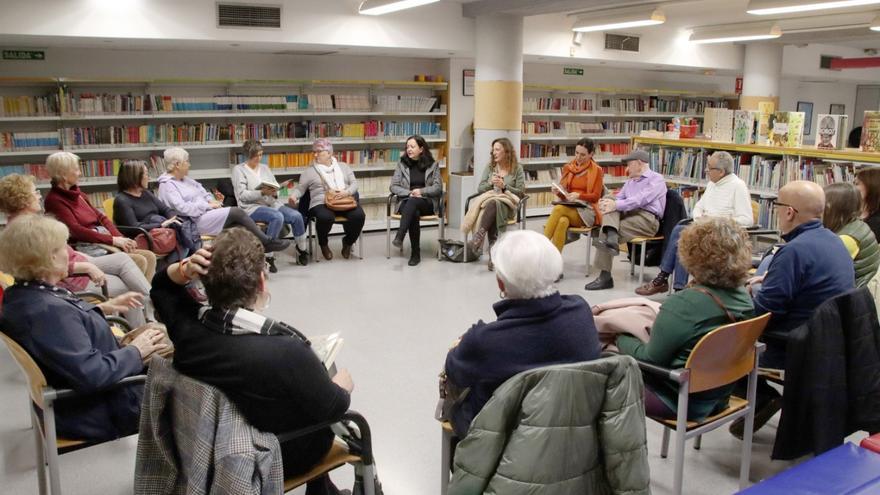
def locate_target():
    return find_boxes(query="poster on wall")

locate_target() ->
[462,69,475,97]
[797,101,813,136]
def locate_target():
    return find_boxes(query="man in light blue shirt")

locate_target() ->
[585,149,666,290]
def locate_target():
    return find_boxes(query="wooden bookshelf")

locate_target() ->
[632,137,880,165]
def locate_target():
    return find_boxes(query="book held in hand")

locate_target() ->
[550,182,588,207]
[260,178,292,191]
[310,332,344,371]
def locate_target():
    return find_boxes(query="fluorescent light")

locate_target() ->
[690,23,782,44]
[572,8,665,33]
[358,0,440,16]
[872,14,880,30]
[747,0,880,15]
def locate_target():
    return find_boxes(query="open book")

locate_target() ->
[260,178,292,191]
[310,332,344,371]
[551,182,588,207]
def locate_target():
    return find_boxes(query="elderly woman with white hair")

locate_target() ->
[0,215,168,441]
[43,151,158,281]
[290,138,365,260]
[443,230,602,438]
[156,146,289,253]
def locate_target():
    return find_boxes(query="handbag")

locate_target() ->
[135,227,178,255]
[438,238,480,263]
[118,322,175,364]
[434,370,471,422]
[314,165,358,212]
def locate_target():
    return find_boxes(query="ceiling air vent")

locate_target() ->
[218,3,281,29]
[605,33,640,52]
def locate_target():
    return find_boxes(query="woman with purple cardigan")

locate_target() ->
[156,147,289,253]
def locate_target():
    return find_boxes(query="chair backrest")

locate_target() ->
[0,330,48,409]
[103,197,115,223]
[684,312,771,393]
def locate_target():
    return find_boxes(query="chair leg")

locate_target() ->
[694,435,702,450]
[358,236,364,259]
[437,216,445,261]
[660,427,670,458]
[44,405,62,495]
[308,220,316,263]
[740,367,760,489]
[440,427,453,495]
[31,409,47,495]
[639,241,648,283]
[585,233,592,277]
[386,216,391,259]
[672,384,690,495]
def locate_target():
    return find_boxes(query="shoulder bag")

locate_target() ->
[314,165,358,212]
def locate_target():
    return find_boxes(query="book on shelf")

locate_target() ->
[310,332,344,371]
[704,108,734,143]
[0,95,59,117]
[815,114,848,150]
[756,102,776,145]
[733,110,757,145]
[861,111,880,153]
[769,112,805,148]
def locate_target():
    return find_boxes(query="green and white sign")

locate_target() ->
[563,67,584,76]
[2,50,45,61]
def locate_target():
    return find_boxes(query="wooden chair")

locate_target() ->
[0,328,145,495]
[635,312,771,495]
[462,192,530,260]
[385,193,446,260]
[307,216,364,262]
[102,197,164,252]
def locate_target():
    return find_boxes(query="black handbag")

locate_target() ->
[438,238,480,263]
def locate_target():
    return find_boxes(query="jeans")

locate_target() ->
[659,220,691,289]
[249,205,305,239]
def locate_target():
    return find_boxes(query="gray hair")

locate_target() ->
[490,230,562,299]
[163,147,189,169]
[710,151,735,175]
[45,151,80,182]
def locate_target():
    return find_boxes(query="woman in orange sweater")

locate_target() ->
[544,137,604,251]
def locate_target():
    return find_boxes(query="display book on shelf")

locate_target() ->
[519,85,735,216]
[0,78,450,231]
[631,136,880,230]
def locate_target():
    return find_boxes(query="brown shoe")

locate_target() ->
[635,277,669,296]
[341,242,352,259]
[320,244,333,260]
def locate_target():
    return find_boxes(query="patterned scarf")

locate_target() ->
[197,306,311,345]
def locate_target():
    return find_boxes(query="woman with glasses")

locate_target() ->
[156,147,289,254]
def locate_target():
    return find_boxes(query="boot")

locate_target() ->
[487,235,497,271]
[341,241,353,259]
[635,272,670,296]
[265,256,278,274]
[408,251,421,266]
[469,227,488,254]
[320,243,333,260]
[296,246,309,266]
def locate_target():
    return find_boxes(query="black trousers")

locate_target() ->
[310,204,366,246]
[395,197,434,249]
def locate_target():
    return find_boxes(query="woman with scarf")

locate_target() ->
[389,134,443,266]
[291,138,365,261]
[151,227,354,495]
[543,137,603,252]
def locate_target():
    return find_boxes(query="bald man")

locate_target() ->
[733,181,854,437]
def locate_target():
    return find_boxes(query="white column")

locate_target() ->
[741,43,783,110]
[472,14,523,183]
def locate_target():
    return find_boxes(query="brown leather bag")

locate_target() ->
[119,322,175,364]
[314,165,358,211]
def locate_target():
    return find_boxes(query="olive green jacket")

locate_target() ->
[838,220,880,288]
[449,355,650,495]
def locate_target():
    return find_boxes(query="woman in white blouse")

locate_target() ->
[290,138,365,261]
[232,140,309,269]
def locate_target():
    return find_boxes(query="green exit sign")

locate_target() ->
[563,67,584,76]
[3,50,45,60]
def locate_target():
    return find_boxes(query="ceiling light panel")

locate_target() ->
[572,8,665,33]
[747,0,880,16]
[690,23,783,44]
[358,0,440,16]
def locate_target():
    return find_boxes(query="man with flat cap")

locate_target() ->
[585,149,666,290]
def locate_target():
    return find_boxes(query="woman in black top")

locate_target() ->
[115,160,194,262]
[152,228,354,495]
[856,168,880,240]
[389,134,443,266]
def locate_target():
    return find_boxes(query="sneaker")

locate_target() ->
[264,239,291,253]
[729,396,783,439]
[296,247,309,266]
[265,257,278,273]
[635,277,669,296]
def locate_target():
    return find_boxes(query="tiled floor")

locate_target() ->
[0,225,866,494]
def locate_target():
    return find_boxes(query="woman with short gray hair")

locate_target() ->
[156,147,290,253]
[443,230,602,438]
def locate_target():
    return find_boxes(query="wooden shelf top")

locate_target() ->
[632,137,880,164]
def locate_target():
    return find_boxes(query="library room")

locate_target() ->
[1,1,880,494]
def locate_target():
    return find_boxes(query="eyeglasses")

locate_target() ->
[772,200,799,214]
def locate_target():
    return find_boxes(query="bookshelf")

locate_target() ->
[519,85,736,216]
[0,78,449,232]
[632,136,880,229]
